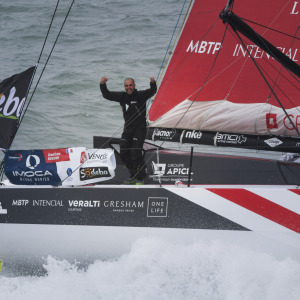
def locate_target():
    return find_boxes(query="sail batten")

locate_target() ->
[148,0,300,143]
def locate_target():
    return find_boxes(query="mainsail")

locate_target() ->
[147,0,300,151]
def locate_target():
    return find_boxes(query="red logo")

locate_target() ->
[43,148,70,163]
[80,151,87,163]
[14,153,23,161]
[266,113,278,129]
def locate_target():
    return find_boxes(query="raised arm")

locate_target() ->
[99,76,123,102]
[145,76,157,98]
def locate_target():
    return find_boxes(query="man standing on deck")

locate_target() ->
[100,76,157,184]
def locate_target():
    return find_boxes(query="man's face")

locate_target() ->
[124,79,135,95]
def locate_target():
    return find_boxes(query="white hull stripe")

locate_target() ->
[246,188,300,214]
[167,188,300,233]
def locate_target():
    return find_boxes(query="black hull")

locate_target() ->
[0,186,247,230]
[1,184,300,275]
[1,136,300,274]
[94,136,300,186]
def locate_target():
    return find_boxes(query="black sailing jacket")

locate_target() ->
[100,81,157,129]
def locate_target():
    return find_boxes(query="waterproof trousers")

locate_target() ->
[120,126,146,180]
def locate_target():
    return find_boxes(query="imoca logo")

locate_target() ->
[26,155,40,169]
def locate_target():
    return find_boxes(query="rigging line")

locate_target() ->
[240,17,300,41]
[0,159,4,183]
[56,147,96,186]
[156,18,220,95]
[225,13,300,109]
[263,56,300,108]
[15,131,55,149]
[268,24,300,103]
[154,4,191,95]
[226,24,300,104]
[147,0,191,115]
[255,56,300,107]
[220,27,251,99]
[58,132,146,185]
[235,29,300,137]
[97,83,152,151]
[147,16,223,150]
[169,23,228,132]
[96,125,124,149]
[76,2,188,18]
[37,0,60,64]
[182,50,245,101]
[229,25,300,90]
[9,65,38,152]
[226,25,300,120]
[97,92,162,181]
[58,108,126,184]
[238,0,292,39]
[156,0,189,83]
[9,0,61,150]
[148,14,221,123]
[19,0,75,128]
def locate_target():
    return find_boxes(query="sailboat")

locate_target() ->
[1,0,300,269]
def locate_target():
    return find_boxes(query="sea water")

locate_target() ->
[1,237,300,300]
[0,0,185,151]
[1,0,299,299]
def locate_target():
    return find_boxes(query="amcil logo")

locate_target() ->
[216,133,247,144]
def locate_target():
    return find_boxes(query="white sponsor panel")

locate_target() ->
[57,148,116,186]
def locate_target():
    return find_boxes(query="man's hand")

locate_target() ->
[100,76,108,84]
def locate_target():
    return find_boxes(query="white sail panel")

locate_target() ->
[149,99,300,136]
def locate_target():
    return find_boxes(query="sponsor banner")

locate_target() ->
[5,147,116,186]
[60,148,116,186]
[55,147,86,186]
[147,127,300,153]
[0,66,36,150]
[5,149,61,185]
